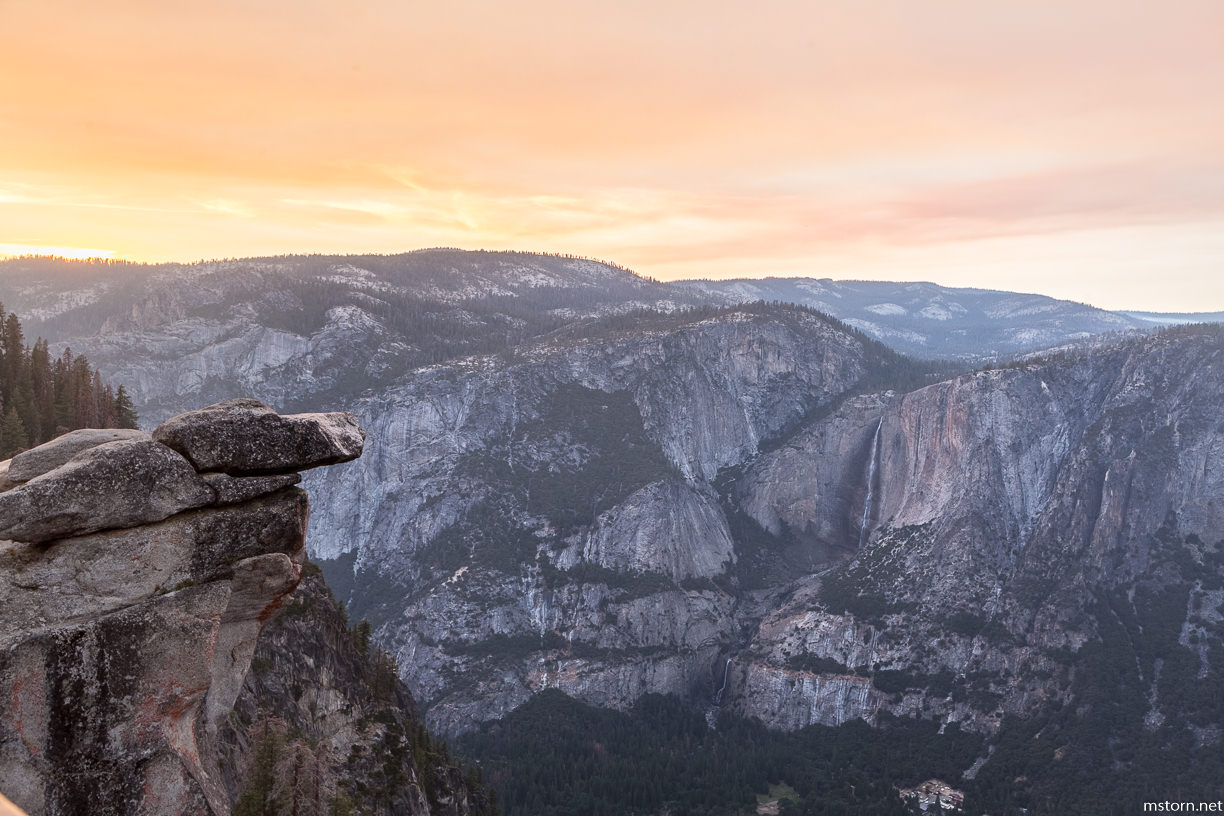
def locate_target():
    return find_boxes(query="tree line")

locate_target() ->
[0,303,138,459]
[457,689,981,816]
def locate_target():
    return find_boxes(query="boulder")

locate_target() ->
[0,439,212,544]
[7,428,150,483]
[152,398,365,475]
[202,471,301,506]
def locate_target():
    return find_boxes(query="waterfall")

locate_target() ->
[857,419,883,549]
[713,658,732,705]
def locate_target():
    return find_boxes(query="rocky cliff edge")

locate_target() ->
[0,400,363,816]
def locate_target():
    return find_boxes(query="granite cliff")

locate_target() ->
[2,253,1221,810]
[731,326,1224,733]
[317,321,1222,740]
[300,304,931,734]
[0,400,491,816]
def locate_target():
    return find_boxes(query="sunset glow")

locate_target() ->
[2,0,1223,310]
[0,243,116,260]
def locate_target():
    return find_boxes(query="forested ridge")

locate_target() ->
[0,303,137,458]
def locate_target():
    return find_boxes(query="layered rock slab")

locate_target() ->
[0,489,308,646]
[0,439,213,544]
[5,428,150,484]
[152,398,364,475]
[201,471,301,506]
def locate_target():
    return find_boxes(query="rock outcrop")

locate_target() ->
[152,399,365,475]
[6,429,149,483]
[0,438,214,544]
[0,402,364,816]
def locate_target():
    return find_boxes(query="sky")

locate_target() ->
[2,0,1222,311]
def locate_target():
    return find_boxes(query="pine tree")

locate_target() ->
[1,312,24,395]
[90,370,107,427]
[234,721,287,816]
[0,406,29,458]
[71,356,94,428]
[30,339,54,439]
[52,350,75,434]
[115,385,139,429]
[353,620,372,656]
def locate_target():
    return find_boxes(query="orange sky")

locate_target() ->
[2,0,1223,310]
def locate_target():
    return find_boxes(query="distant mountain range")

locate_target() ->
[675,277,1161,359]
[3,252,1216,368]
[1122,310,1224,326]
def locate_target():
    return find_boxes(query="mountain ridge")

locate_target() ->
[0,250,1194,373]
[2,250,1222,813]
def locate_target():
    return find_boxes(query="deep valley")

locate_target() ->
[1,252,1221,815]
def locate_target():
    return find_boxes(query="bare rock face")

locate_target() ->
[563,480,736,581]
[297,309,875,733]
[0,403,363,816]
[218,570,497,816]
[728,329,1224,732]
[304,322,1222,742]
[0,491,308,648]
[152,398,365,475]
[0,439,213,544]
[201,471,301,506]
[6,428,150,483]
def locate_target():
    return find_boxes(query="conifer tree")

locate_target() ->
[0,310,139,454]
[0,406,28,458]
[115,385,139,429]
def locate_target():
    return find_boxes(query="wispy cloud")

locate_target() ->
[1,0,1222,309]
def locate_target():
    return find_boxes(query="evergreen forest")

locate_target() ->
[0,303,138,458]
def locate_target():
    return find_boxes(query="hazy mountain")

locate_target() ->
[0,252,708,423]
[1122,310,1224,326]
[676,276,1151,360]
[0,253,1170,375]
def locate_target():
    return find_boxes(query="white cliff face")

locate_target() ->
[303,308,870,577]
[561,313,867,482]
[740,666,882,730]
[737,394,893,558]
[83,306,388,424]
[565,481,735,581]
[399,582,737,734]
